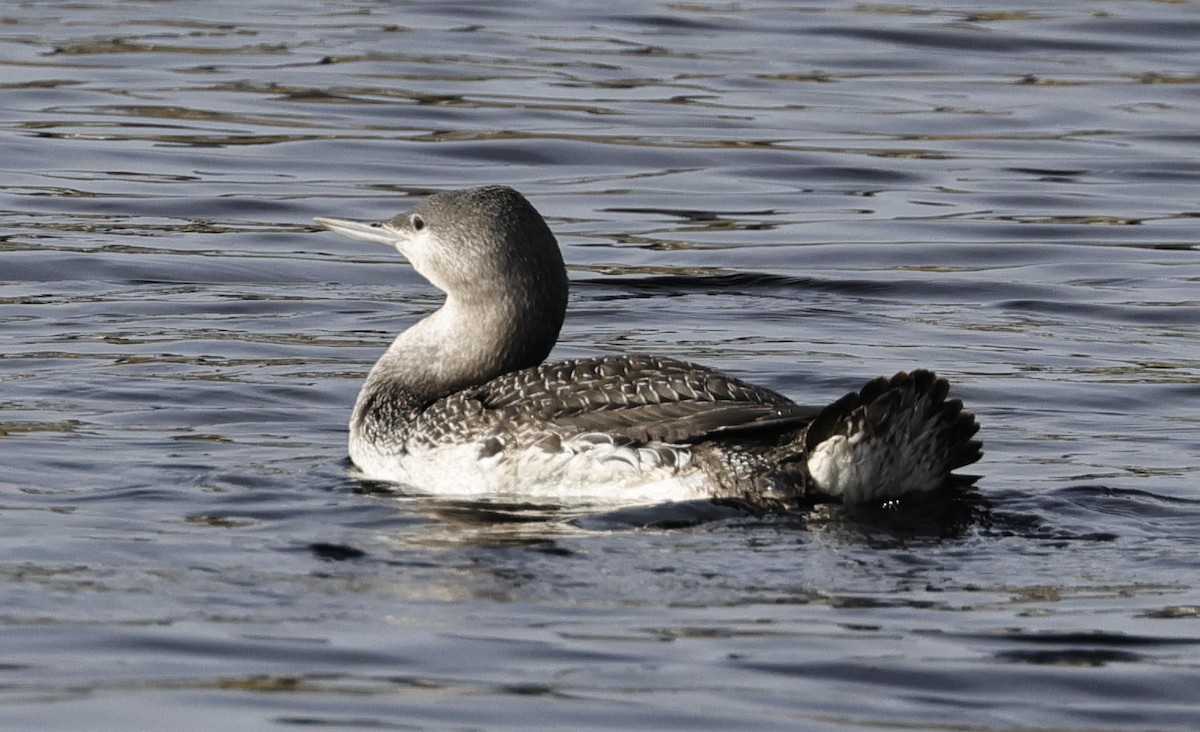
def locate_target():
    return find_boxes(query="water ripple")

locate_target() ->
[3,1,1200,730]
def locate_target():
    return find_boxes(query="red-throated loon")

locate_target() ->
[316,185,980,508]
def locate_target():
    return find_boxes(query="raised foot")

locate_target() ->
[804,370,981,504]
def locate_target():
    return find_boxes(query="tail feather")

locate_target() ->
[804,370,981,504]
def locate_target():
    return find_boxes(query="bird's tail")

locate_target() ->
[803,370,981,504]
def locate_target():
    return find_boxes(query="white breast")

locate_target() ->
[350,432,712,506]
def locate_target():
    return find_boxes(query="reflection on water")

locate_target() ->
[2,1,1200,730]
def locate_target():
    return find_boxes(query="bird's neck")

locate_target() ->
[351,286,565,432]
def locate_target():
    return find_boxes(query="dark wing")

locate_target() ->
[456,354,818,444]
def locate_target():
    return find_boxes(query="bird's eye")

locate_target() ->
[411,214,425,231]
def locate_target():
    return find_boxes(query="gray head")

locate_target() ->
[318,186,563,295]
[317,185,569,376]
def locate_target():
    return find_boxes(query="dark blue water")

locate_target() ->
[2,1,1199,729]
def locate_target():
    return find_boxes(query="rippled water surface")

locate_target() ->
[3,1,1200,729]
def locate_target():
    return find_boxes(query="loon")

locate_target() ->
[316,186,980,509]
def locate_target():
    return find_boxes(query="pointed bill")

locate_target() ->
[314,217,400,246]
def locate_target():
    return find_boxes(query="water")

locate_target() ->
[3,1,1200,729]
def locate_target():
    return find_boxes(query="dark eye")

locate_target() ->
[411,214,425,231]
